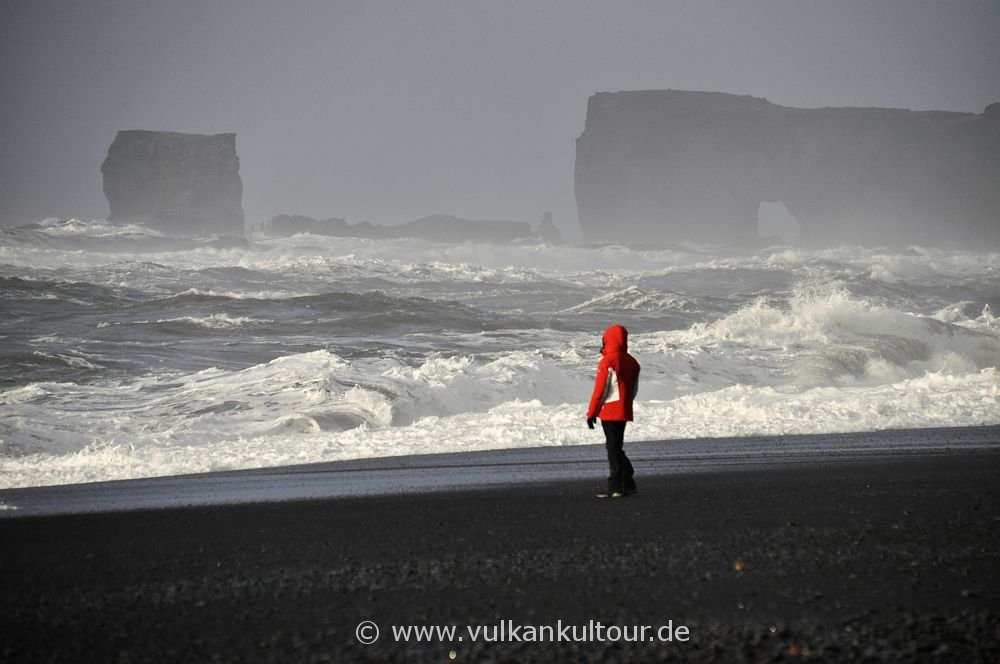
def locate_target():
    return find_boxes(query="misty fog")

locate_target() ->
[2,0,999,241]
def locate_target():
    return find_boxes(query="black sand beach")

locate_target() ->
[2,443,999,662]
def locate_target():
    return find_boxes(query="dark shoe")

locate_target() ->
[624,486,638,496]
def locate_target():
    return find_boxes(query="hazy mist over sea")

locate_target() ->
[1,221,998,487]
[2,2,999,488]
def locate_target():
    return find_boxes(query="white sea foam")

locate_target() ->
[169,287,307,300]
[2,220,998,488]
[646,286,1000,386]
[563,286,697,313]
[29,351,102,370]
[1,366,996,489]
[4,222,997,301]
[30,218,167,238]
[2,300,998,489]
[109,313,271,329]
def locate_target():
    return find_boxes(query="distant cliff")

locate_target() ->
[575,91,1000,246]
[102,131,244,237]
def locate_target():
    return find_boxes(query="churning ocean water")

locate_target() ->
[1,218,998,488]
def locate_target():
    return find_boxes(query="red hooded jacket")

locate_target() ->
[587,325,640,421]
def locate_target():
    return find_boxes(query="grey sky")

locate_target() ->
[2,1,998,236]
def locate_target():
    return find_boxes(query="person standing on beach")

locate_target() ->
[586,324,640,498]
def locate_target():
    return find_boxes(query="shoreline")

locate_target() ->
[2,448,997,661]
[2,424,999,517]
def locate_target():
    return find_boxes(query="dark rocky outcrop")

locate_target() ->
[253,215,349,238]
[252,213,555,244]
[396,215,534,243]
[575,91,1000,246]
[536,211,562,244]
[102,131,244,237]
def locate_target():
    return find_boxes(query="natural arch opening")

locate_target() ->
[757,201,800,245]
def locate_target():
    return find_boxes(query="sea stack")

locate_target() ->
[574,91,1000,246]
[102,130,245,237]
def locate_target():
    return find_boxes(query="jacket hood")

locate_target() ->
[601,324,628,354]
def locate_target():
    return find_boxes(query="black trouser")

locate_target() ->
[602,420,636,493]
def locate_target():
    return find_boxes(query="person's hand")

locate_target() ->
[587,416,597,430]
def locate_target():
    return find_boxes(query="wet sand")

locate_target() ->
[2,442,999,662]
[4,424,999,517]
